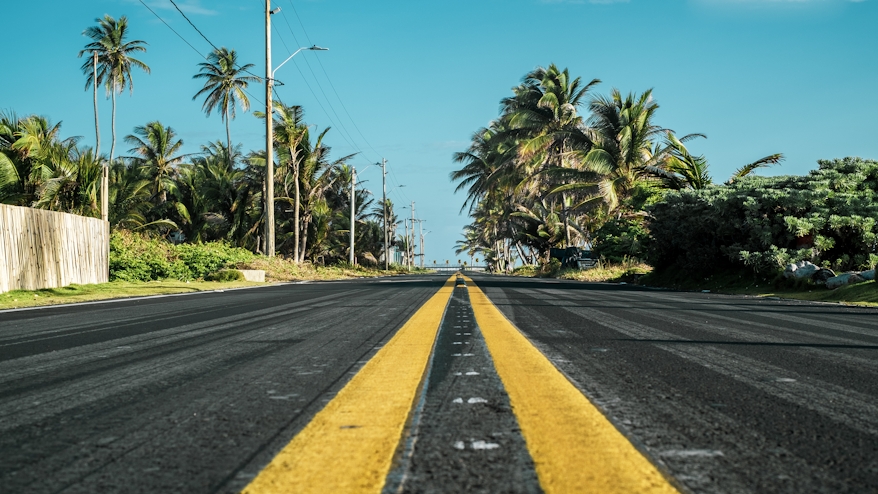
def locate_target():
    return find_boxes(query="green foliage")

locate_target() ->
[204,269,245,282]
[109,230,255,281]
[593,218,650,263]
[647,157,878,277]
[541,258,562,277]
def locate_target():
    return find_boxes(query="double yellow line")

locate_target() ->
[243,276,678,494]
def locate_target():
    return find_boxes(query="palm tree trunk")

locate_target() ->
[225,107,232,167]
[299,215,309,263]
[293,162,300,263]
[93,52,100,156]
[110,83,117,166]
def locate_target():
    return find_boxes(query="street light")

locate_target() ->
[265,3,328,257]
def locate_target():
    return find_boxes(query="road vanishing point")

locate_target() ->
[1,274,876,493]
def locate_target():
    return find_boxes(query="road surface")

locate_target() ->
[0,274,875,493]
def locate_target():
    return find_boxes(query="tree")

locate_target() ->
[79,15,150,168]
[661,132,784,190]
[125,121,186,205]
[256,102,307,261]
[193,47,259,161]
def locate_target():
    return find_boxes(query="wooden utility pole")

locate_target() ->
[410,201,415,269]
[382,158,388,270]
[417,219,425,269]
[264,0,276,257]
[350,167,356,265]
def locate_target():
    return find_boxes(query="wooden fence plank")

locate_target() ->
[0,204,108,293]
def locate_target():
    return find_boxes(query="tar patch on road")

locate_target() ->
[385,282,542,494]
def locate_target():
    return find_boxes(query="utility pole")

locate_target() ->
[410,201,415,269]
[382,158,388,270]
[349,167,356,265]
[264,0,277,257]
[403,218,409,268]
[416,220,425,269]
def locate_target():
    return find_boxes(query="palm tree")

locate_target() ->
[295,128,355,262]
[193,47,259,160]
[661,133,783,189]
[79,15,150,168]
[125,121,186,205]
[258,102,307,261]
[502,65,600,245]
[0,114,67,206]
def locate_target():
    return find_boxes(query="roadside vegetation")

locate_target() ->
[452,65,877,304]
[2,231,424,310]
[1,14,422,306]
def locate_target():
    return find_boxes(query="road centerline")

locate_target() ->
[464,276,680,494]
[241,277,455,494]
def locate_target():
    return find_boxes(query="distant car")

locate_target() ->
[549,247,596,269]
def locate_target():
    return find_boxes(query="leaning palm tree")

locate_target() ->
[661,132,783,189]
[193,47,260,160]
[79,15,150,168]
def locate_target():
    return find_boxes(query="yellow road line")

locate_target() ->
[464,276,679,494]
[242,277,456,494]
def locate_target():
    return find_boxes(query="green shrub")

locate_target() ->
[593,218,650,263]
[512,265,540,277]
[205,269,245,282]
[647,157,878,278]
[110,231,257,281]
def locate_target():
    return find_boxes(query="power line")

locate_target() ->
[286,0,386,163]
[138,0,203,58]
[269,15,360,152]
[166,0,263,82]
[137,0,265,108]
[273,4,365,159]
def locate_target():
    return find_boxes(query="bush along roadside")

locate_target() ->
[109,230,255,282]
[646,157,878,284]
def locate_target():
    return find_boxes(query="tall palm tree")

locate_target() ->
[79,15,150,168]
[295,128,355,262]
[125,121,186,205]
[193,47,260,161]
[502,65,600,245]
[256,102,310,260]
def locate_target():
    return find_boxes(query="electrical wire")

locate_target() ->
[286,0,386,163]
[259,3,360,152]
[167,0,265,82]
[274,8,362,156]
[137,0,265,108]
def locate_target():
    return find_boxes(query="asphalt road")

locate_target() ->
[471,274,878,493]
[1,274,877,493]
[0,277,442,493]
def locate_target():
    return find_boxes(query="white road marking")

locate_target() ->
[465,371,480,376]
[660,449,724,458]
[467,397,488,404]
[453,441,466,450]
[471,440,500,450]
[453,398,464,403]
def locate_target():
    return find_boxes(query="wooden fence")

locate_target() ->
[0,204,108,293]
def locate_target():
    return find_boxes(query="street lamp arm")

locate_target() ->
[272,45,329,79]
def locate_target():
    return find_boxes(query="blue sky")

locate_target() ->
[3,0,876,263]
